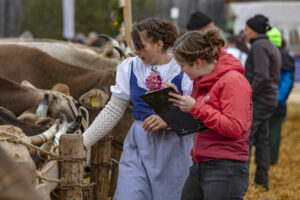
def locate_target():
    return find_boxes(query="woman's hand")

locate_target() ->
[168,92,196,113]
[162,82,179,93]
[142,115,168,132]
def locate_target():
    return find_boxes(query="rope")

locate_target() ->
[36,171,61,183]
[73,129,82,135]
[36,173,95,192]
[78,106,89,131]
[0,130,58,157]
[0,130,92,193]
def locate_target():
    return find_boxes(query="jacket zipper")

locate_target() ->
[192,92,206,163]
[192,133,199,163]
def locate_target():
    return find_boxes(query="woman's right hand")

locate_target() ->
[168,92,196,113]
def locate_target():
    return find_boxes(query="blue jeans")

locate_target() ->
[181,159,249,200]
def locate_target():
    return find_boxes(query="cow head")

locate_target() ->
[47,92,75,122]
[78,88,110,109]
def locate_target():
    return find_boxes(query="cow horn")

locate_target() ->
[54,114,68,146]
[123,40,129,47]
[20,80,36,89]
[121,40,134,57]
[99,34,119,48]
[35,93,49,121]
[29,119,60,146]
[98,34,113,42]
[113,46,125,59]
[66,114,82,134]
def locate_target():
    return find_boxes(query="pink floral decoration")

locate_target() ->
[145,69,162,91]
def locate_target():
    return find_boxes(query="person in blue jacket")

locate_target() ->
[267,27,295,165]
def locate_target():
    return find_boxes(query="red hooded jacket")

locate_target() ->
[190,49,252,162]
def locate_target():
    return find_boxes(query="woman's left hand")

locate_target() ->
[168,93,196,113]
[142,115,168,132]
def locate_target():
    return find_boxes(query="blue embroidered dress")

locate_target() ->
[111,56,194,200]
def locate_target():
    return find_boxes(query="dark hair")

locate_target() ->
[246,14,271,34]
[226,34,236,45]
[131,18,178,51]
[186,11,212,31]
[173,29,225,64]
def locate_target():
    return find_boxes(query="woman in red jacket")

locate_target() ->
[169,29,253,200]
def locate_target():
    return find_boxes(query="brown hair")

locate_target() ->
[131,18,178,51]
[173,29,225,64]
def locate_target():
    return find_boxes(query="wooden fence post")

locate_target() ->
[91,133,113,200]
[119,0,132,49]
[59,134,85,200]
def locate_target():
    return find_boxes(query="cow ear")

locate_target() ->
[17,112,36,125]
[79,89,109,109]
[20,80,37,89]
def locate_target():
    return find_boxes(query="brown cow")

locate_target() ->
[0,45,133,163]
[0,39,122,71]
[0,108,46,136]
[0,45,115,100]
[0,146,42,200]
[0,76,75,121]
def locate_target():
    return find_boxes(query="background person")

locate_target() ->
[266,28,295,165]
[186,11,214,32]
[83,18,194,200]
[86,31,100,46]
[169,29,252,200]
[244,14,281,190]
[225,33,248,67]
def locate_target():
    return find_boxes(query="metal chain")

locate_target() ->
[99,135,114,142]
[48,156,85,163]
[56,183,95,191]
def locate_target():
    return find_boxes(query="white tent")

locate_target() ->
[62,0,75,40]
[230,1,300,52]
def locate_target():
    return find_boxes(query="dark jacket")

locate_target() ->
[190,49,252,162]
[245,35,281,108]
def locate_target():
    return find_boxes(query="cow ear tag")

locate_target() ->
[91,96,100,108]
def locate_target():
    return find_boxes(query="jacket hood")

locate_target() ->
[196,48,245,90]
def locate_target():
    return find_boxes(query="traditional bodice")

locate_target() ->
[130,61,183,121]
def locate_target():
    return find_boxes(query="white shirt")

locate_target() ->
[226,47,248,67]
[111,56,193,101]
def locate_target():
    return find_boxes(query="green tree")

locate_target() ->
[132,0,158,23]
[21,0,159,40]
[75,0,118,37]
[22,0,63,39]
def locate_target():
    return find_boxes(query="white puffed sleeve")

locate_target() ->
[181,73,193,95]
[110,57,134,101]
[83,95,129,149]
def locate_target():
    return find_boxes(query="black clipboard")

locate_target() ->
[140,87,208,136]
